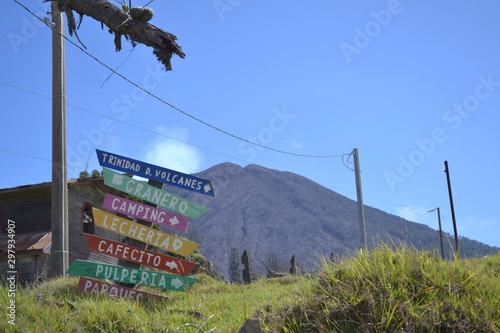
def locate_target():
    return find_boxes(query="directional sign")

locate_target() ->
[103,168,209,220]
[96,149,215,197]
[78,277,167,301]
[85,234,198,276]
[67,260,197,292]
[103,194,190,232]
[92,208,200,257]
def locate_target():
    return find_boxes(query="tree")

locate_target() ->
[52,0,185,70]
[228,247,242,284]
[264,251,287,273]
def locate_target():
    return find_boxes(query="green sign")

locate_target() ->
[102,168,210,220]
[67,260,197,292]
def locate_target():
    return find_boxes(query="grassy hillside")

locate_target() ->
[2,246,499,332]
[270,246,500,332]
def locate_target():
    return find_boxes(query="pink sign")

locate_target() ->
[102,194,190,232]
[78,276,166,301]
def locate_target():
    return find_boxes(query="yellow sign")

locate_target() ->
[92,208,199,257]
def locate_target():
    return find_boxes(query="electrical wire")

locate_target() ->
[1,80,418,213]
[0,81,426,219]
[0,146,357,225]
[0,80,253,165]
[342,153,354,171]
[0,148,52,164]
[12,0,344,159]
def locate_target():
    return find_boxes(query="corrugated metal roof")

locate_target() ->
[0,231,52,259]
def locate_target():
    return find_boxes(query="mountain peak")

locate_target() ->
[173,163,498,279]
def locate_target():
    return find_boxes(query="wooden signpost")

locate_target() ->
[96,149,215,197]
[85,234,198,276]
[69,149,216,299]
[102,168,210,220]
[68,260,197,292]
[92,208,200,257]
[78,276,167,301]
[102,193,190,232]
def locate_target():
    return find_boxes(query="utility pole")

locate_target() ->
[428,207,445,260]
[444,161,460,258]
[353,148,367,249]
[50,2,69,277]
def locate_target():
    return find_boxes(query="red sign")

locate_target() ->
[77,276,166,301]
[85,234,198,276]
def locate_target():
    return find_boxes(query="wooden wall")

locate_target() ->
[0,183,52,234]
[67,179,122,266]
[0,178,126,282]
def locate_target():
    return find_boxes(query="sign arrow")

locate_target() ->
[169,216,180,226]
[165,261,178,270]
[112,174,124,185]
[171,277,184,289]
[204,183,212,193]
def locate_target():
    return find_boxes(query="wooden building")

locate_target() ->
[0,177,122,284]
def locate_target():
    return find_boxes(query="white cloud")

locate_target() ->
[396,206,428,222]
[142,125,202,174]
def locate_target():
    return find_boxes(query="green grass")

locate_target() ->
[268,245,500,332]
[0,273,313,332]
[2,245,499,332]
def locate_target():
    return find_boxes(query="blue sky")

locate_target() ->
[1,0,499,248]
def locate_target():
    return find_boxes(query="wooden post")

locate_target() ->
[353,148,367,249]
[241,250,253,284]
[444,161,460,258]
[50,1,69,277]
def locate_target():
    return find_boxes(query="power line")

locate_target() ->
[0,147,359,225]
[1,80,427,213]
[0,148,52,164]
[2,78,435,218]
[12,0,345,159]
[0,80,293,165]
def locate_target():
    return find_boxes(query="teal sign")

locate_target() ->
[103,168,210,220]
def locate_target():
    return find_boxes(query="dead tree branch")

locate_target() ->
[51,0,185,70]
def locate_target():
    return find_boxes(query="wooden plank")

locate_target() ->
[92,208,199,257]
[85,234,198,276]
[67,260,197,292]
[102,168,210,220]
[96,149,215,197]
[102,194,190,232]
[78,276,167,301]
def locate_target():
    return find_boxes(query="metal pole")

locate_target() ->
[444,161,460,258]
[51,2,68,277]
[353,148,367,249]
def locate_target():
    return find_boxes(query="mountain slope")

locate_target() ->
[162,163,498,279]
